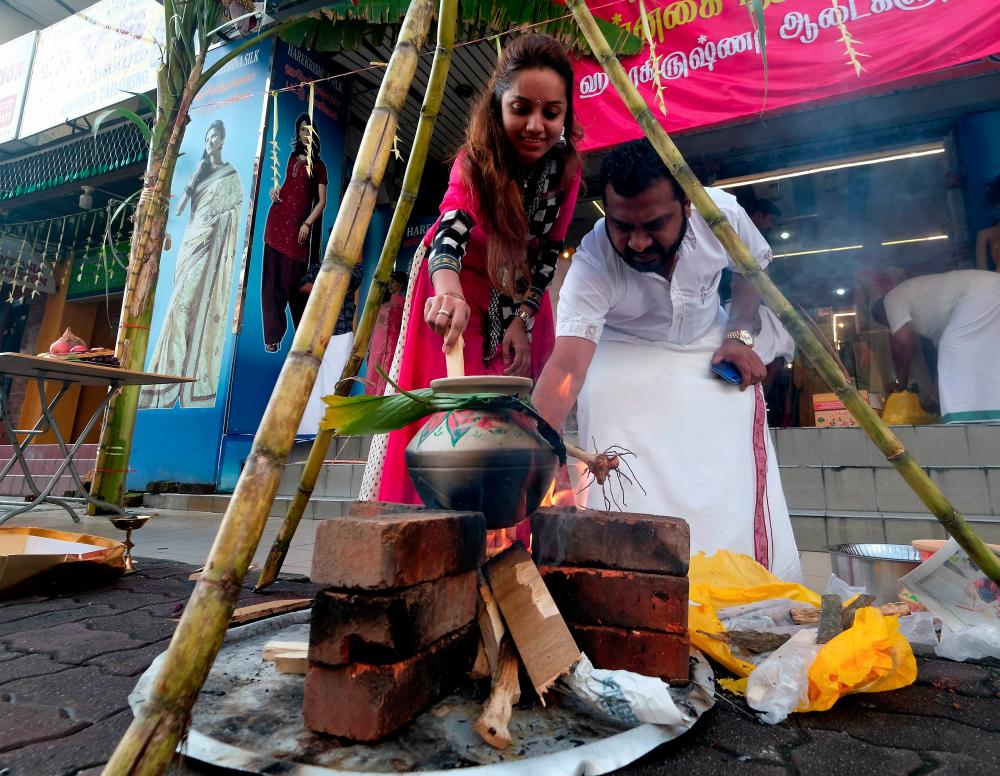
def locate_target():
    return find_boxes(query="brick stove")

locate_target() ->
[303,504,691,742]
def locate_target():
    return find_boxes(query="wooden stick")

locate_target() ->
[445,334,465,378]
[474,634,521,750]
[817,595,843,644]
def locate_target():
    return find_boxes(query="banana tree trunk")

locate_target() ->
[88,56,204,513]
[102,4,437,773]
[565,0,1000,584]
[255,0,457,591]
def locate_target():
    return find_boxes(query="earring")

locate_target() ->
[555,126,567,149]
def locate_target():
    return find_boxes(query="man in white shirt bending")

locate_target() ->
[872,269,1000,424]
[533,140,801,581]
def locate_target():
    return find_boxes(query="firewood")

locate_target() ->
[262,640,308,661]
[272,652,308,675]
[474,634,521,749]
[476,579,505,675]
[840,594,876,628]
[697,629,791,654]
[791,601,911,625]
[230,598,312,626]
[817,595,843,644]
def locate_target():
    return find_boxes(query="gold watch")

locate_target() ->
[726,329,754,347]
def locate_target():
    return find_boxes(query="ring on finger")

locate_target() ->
[436,309,453,318]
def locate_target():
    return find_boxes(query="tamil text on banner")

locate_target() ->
[573,0,1000,152]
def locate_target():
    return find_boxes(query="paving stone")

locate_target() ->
[616,725,791,775]
[569,624,689,683]
[531,508,689,575]
[819,428,870,467]
[824,467,878,512]
[0,653,77,685]
[928,468,991,516]
[797,706,1000,761]
[775,427,823,466]
[309,570,477,666]
[844,683,1000,732]
[3,622,152,664]
[0,699,90,753]
[923,751,1000,776]
[311,511,485,589]
[788,729,923,776]
[0,665,133,722]
[779,467,826,511]
[83,639,172,677]
[966,425,1000,467]
[539,566,687,633]
[82,607,177,643]
[303,624,477,741]
[915,657,1000,699]
[0,604,118,638]
[0,708,133,776]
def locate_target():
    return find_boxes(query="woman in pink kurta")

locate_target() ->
[378,35,583,506]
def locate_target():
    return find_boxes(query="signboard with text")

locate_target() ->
[574,0,1000,151]
[18,0,163,139]
[0,32,37,143]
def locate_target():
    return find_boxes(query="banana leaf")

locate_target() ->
[321,388,567,462]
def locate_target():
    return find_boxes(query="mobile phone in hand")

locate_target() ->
[711,360,742,384]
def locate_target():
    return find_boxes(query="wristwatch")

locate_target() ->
[514,309,534,331]
[726,329,754,347]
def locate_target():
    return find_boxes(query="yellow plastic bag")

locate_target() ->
[689,551,916,714]
[881,390,934,425]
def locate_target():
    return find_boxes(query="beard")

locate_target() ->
[608,215,689,276]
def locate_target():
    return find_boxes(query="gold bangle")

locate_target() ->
[444,291,465,301]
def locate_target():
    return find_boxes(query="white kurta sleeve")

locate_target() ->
[882,286,913,334]
[729,202,773,271]
[555,227,615,344]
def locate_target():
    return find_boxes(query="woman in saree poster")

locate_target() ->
[140,119,244,408]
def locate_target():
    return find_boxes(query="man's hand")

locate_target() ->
[711,339,766,391]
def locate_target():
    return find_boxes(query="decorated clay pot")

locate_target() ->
[405,377,558,530]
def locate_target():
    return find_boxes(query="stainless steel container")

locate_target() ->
[827,543,922,604]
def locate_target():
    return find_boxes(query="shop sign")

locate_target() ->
[575,0,1000,151]
[0,32,37,144]
[18,0,163,139]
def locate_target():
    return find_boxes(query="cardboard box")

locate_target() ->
[0,526,125,597]
[812,391,871,428]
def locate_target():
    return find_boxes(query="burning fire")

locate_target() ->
[486,464,581,558]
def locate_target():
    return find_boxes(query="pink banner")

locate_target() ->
[572,0,1000,152]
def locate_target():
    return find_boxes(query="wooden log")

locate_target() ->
[473,635,521,750]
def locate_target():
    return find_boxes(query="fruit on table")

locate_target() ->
[49,327,86,354]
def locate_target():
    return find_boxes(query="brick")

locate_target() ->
[531,508,689,575]
[310,511,485,589]
[309,571,477,665]
[539,566,687,634]
[303,624,477,741]
[347,501,429,517]
[570,624,689,683]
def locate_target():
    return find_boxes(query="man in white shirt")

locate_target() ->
[872,269,1000,423]
[533,140,801,581]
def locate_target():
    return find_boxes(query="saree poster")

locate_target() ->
[129,38,274,488]
[219,41,348,490]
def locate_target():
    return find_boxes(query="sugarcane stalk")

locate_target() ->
[102,5,436,774]
[89,11,306,513]
[255,0,458,591]
[566,0,1000,585]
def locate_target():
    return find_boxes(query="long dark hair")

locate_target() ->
[189,119,226,194]
[292,113,321,160]
[462,34,581,297]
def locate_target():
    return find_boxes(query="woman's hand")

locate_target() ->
[502,318,531,376]
[298,223,311,244]
[269,186,281,203]
[424,292,470,354]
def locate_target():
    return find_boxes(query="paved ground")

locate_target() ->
[1,556,999,776]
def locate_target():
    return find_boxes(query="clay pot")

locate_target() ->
[405,377,558,530]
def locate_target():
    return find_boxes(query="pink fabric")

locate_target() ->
[378,154,581,504]
[573,2,1000,152]
[366,293,404,396]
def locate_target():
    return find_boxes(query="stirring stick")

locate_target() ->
[445,334,465,378]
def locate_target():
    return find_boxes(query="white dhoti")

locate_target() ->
[939,285,1000,424]
[297,332,354,436]
[576,330,801,582]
